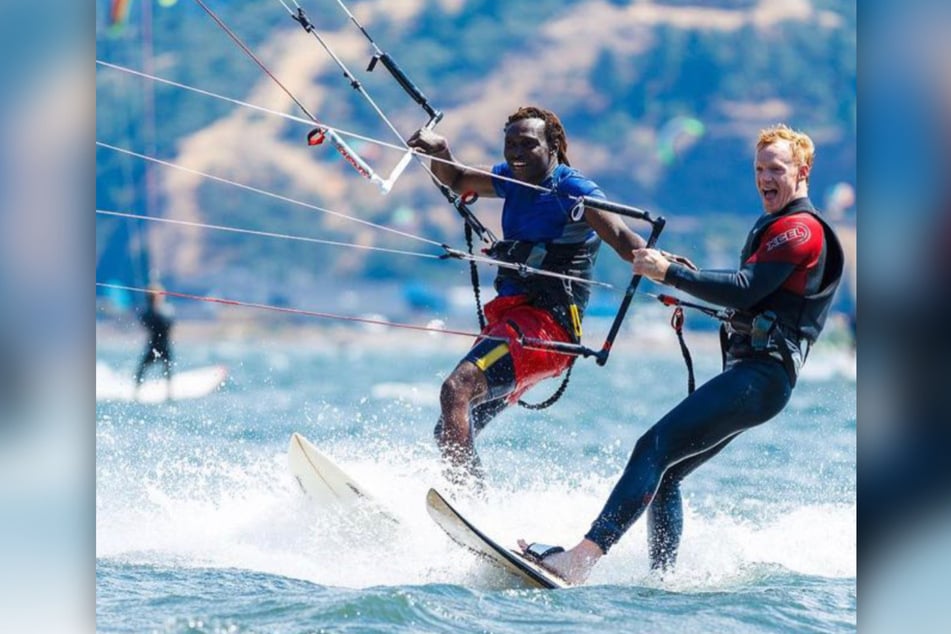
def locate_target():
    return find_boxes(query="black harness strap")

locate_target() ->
[518,361,575,410]
[660,295,802,393]
[670,306,696,394]
[656,293,727,395]
[464,223,487,330]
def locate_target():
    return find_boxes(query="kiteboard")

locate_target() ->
[425,488,568,589]
[95,363,228,403]
[287,432,398,523]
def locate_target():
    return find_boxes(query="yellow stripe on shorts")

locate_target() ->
[473,343,510,372]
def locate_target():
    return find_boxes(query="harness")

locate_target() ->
[487,237,600,342]
[719,310,802,387]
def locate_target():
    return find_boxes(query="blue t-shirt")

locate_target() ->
[490,163,605,300]
[491,163,605,244]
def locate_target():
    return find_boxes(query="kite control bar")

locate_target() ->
[521,207,667,366]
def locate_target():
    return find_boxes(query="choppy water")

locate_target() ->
[96,327,856,633]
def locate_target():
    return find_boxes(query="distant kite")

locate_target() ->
[108,0,179,34]
[656,116,706,166]
[108,0,132,31]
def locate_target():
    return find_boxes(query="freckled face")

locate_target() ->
[755,140,808,214]
[503,118,556,184]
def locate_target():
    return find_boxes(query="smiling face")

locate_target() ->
[755,139,810,214]
[503,117,557,184]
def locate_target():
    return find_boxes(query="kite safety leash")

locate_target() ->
[191,0,395,193]
[279,0,443,194]
[286,3,502,323]
[279,0,505,255]
[653,293,736,395]
[669,305,695,394]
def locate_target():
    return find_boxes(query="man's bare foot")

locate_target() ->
[517,538,603,585]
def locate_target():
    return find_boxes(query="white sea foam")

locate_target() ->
[96,432,855,591]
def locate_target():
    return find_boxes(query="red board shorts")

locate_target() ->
[463,295,574,403]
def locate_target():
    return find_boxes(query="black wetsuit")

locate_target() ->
[134,302,174,384]
[586,198,844,569]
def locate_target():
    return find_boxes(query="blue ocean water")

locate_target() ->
[96,326,856,633]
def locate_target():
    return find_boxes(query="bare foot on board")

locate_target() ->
[516,538,604,585]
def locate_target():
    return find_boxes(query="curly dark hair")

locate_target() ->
[505,105,570,167]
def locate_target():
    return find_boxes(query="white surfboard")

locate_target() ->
[96,363,228,403]
[287,432,398,523]
[425,488,568,589]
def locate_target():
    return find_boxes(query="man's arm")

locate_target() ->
[637,213,823,310]
[583,207,646,262]
[407,128,497,197]
[665,261,796,311]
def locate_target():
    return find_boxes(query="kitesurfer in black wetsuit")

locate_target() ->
[519,123,845,584]
[133,284,174,398]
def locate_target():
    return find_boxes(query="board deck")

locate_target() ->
[287,432,398,523]
[95,363,228,403]
[425,488,569,589]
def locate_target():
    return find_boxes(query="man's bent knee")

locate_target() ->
[440,363,485,407]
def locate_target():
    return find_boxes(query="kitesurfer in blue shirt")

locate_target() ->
[408,106,646,485]
[518,124,845,583]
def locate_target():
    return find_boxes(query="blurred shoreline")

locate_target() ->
[96,309,856,350]
[95,312,858,380]
[95,313,726,355]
